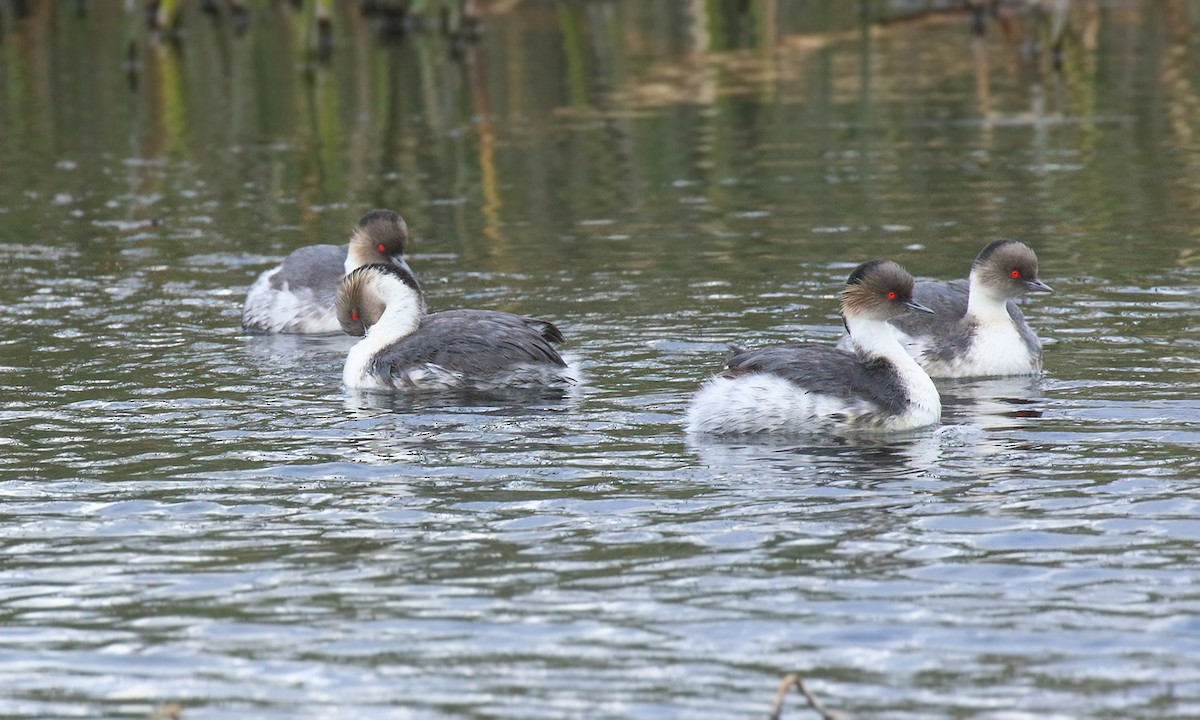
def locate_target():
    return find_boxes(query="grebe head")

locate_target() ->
[841,260,933,322]
[971,240,1053,299]
[335,263,425,337]
[350,209,410,265]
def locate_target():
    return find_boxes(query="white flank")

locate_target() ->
[242,268,340,334]
[686,373,875,434]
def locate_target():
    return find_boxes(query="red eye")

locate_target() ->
[886,291,896,300]
[351,311,359,322]
[377,244,387,253]
[1011,270,1020,279]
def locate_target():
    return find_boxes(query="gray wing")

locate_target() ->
[270,244,348,305]
[429,309,566,344]
[723,345,908,416]
[1008,302,1041,358]
[373,310,567,376]
[898,280,977,364]
[891,279,969,337]
[915,278,969,314]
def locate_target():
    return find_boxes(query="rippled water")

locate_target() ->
[2,2,1199,718]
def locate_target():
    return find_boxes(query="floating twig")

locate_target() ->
[149,703,182,720]
[768,674,851,720]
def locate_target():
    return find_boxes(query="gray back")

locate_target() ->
[722,345,909,417]
[372,309,567,378]
[270,244,348,305]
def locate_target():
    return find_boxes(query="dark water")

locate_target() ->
[1,2,1198,718]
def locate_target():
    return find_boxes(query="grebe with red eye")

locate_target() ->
[686,260,941,435]
[837,239,1053,377]
[335,263,578,391]
[241,209,411,334]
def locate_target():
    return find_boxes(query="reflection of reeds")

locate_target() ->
[152,38,186,157]
[467,43,503,245]
[1,0,1196,273]
[151,0,184,35]
[138,0,485,50]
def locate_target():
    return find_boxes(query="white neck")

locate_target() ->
[345,233,377,273]
[966,272,1013,325]
[847,316,914,364]
[342,280,425,388]
[847,315,941,426]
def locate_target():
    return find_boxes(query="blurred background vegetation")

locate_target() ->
[2,1,1198,278]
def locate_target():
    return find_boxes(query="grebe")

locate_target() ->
[874,240,1052,377]
[242,209,410,334]
[336,264,578,391]
[687,260,941,435]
